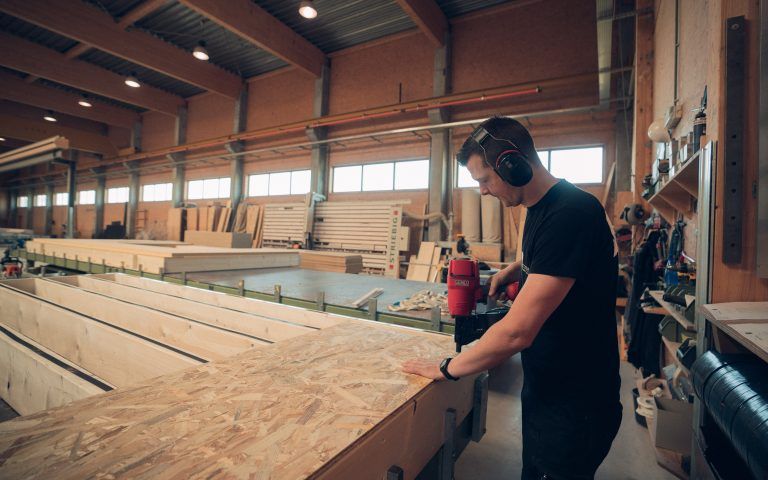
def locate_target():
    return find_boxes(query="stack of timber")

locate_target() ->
[0,273,478,479]
[24,238,298,273]
[169,202,265,248]
[299,250,364,274]
[406,241,445,282]
[312,200,410,277]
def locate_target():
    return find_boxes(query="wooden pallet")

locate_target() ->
[0,273,477,479]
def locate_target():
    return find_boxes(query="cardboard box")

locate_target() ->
[652,397,693,453]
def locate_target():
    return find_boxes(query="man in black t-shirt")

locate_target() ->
[403,117,621,479]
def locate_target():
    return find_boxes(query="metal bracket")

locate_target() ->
[368,297,378,321]
[439,408,457,480]
[723,16,745,263]
[471,372,490,442]
[431,306,442,332]
[274,284,282,303]
[238,280,245,296]
[181,271,187,285]
[316,291,325,311]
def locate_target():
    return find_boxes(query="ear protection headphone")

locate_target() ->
[471,126,533,187]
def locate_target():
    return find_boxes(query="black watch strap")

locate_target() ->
[440,357,460,381]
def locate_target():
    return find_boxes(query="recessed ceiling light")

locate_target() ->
[125,73,140,88]
[299,0,317,19]
[43,110,58,122]
[193,41,209,61]
[78,95,93,108]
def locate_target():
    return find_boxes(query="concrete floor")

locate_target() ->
[455,356,677,480]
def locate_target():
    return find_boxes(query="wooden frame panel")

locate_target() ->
[96,273,345,329]
[0,281,198,388]
[50,275,314,342]
[19,278,265,361]
[0,327,106,416]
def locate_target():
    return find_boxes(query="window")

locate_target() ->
[248,170,311,197]
[106,187,129,204]
[17,196,29,208]
[54,192,69,206]
[33,194,47,207]
[548,147,603,184]
[142,183,173,202]
[187,177,230,200]
[363,163,393,191]
[332,165,362,193]
[332,160,429,193]
[78,190,95,205]
[455,146,603,187]
[394,160,429,190]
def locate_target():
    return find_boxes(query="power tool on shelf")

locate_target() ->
[447,257,519,352]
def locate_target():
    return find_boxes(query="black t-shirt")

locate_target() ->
[519,179,620,409]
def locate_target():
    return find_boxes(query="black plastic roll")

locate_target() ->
[691,351,768,480]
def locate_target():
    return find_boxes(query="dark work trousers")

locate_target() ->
[520,398,622,480]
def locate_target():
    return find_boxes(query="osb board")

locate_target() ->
[701,303,768,363]
[0,321,463,479]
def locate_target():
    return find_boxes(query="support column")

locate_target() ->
[43,183,53,236]
[125,161,140,238]
[8,190,17,228]
[631,0,654,205]
[65,152,76,238]
[25,187,33,230]
[130,120,142,152]
[307,62,330,197]
[427,31,451,241]
[226,85,248,212]
[93,167,106,237]
[170,106,187,208]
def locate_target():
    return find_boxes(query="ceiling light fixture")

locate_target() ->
[0,137,5,142]
[193,41,209,61]
[125,72,140,88]
[298,0,317,19]
[78,95,93,108]
[43,110,58,122]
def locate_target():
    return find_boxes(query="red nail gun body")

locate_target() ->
[448,258,513,351]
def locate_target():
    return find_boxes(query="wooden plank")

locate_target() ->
[0,0,242,99]
[186,207,199,231]
[184,231,252,248]
[0,282,198,388]
[180,0,326,77]
[167,208,185,241]
[97,273,344,329]
[0,321,469,479]
[0,326,106,416]
[50,275,314,342]
[0,71,139,129]
[20,278,264,361]
[409,241,436,282]
[0,32,183,116]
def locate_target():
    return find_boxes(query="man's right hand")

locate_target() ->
[488,261,522,300]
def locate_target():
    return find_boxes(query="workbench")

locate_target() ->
[176,267,450,323]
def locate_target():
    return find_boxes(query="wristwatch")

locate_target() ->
[439,357,460,381]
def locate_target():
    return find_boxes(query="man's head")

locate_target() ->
[457,116,544,207]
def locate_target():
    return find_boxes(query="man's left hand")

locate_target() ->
[402,359,444,380]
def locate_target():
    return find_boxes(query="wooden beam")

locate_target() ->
[0,0,242,99]
[0,114,117,157]
[394,0,448,46]
[0,282,198,389]
[117,0,169,28]
[28,278,265,362]
[0,71,139,129]
[0,326,106,416]
[632,0,654,206]
[51,275,314,343]
[0,32,184,116]
[179,0,326,77]
[97,273,344,329]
